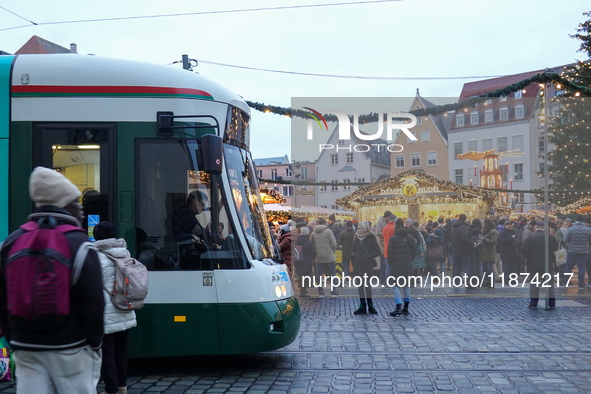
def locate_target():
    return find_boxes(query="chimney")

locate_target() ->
[70,43,77,54]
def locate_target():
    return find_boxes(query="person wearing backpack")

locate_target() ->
[93,222,138,394]
[0,166,104,394]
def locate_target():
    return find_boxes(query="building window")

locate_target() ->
[273,186,280,192]
[271,169,278,180]
[539,162,545,173]
[454,142,463,159]
[356,178,365,188]
[257,169,263,178]
[470,112,479,125]
[343,178,351,190]
[395,155,405,168]
[497,137,508,152]
[539,137,545,153]
[408,131,417,143]
[346,152,354,164]
[301,167,308,179]
[515,192,525,203]
[499,107,509,121]
[285,167,292,177]
[411,153,421,167]
[427,152,437,166]
[515,105,524,119]
[331,154,338,165]
[332,205,338,210]
[320,183,327,192]
[456,114,465,127]
[455,169,464,184]
[421,130,430,142]
[416,116,422,125]
[485,99,493,105]
[331,180,338,191]
[514,90,523,99]
[514,163,523,181]
[283,185,293,196]
[484,109,493,123]
[320,205,327,208]
[338,139,345,145]
[482,138,492,151]
[467,140,478,152]
[512,135,523,152]
[500,95,507,102]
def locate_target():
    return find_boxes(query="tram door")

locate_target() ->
[32,124,116,234]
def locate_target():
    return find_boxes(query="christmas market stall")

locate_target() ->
[336,171,497,224]
[263,203,291,223]
[259,187,287,204]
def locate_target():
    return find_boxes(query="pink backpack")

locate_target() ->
[2,216,90,329]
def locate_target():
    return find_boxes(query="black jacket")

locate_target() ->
[295,234,314,277]
[387,227,418,279]
[0,207,104,351]
[497,228,519,266]
[338,227,356,260]
[521,230,558,275]
[450,220,471,258]
[351,234,380,275]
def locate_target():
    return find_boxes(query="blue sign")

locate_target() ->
[88,215,100,226]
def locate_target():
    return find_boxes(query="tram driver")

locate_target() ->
[171,190,224,269]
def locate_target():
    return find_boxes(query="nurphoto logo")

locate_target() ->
[303,108,418,152]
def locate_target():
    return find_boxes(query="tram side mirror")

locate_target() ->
[157,111,174,136]
[200,134,223,175]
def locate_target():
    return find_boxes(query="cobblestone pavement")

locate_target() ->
[2,297,591,393]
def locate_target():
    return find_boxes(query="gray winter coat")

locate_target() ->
[563,222,591,254]
[310,225,337,263]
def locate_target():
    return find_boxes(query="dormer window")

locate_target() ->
[514,90,523,99]
[515,105,525,119]
[416,116,422,125]
[485,99,493,105]
[500,95,507,102]
[470,111,479,125]
[499,107,509,121]
[456,114,465,127]
[484,109,493,123]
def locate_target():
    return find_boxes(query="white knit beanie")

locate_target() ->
[29,167,82,208]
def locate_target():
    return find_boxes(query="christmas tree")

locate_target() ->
[546,11,591,206]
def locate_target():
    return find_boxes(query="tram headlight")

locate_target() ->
[281,285,287,297]
[275,286,282,297]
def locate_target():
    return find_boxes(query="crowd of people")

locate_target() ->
[272,210,591,315]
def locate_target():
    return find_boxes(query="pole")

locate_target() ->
[543,81,550,310]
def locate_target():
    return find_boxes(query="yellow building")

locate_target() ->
[390,92,451,180]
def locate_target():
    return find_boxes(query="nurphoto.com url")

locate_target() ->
[301,273,572,292]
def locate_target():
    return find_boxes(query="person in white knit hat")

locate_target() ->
[0,166,104,394]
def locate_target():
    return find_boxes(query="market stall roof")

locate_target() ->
[336,170,498,210]
[263,204,356,219]
[554,198,591,215]
[259,187,286,204]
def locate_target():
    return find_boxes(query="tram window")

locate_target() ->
[33,125,114,231]
[136,139,248,271]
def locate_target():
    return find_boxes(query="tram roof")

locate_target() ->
[11,54,250,114]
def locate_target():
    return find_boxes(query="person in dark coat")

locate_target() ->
[468,219,483,279]
[497,221,519,276]
[278,225,294,274]
[480,219,498,284]
[442,218,452,270]
[387,218,418,316]
[295,227,315,297]
[338,221,356,279]
[350,222,381,315]
[328,214,342,242]
[450,214,472,279]
[521,222,557,308]
[426,229,445,275]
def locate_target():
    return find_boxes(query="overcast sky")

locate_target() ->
[1,0,589,160]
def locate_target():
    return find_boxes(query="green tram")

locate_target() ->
[0,54,300,357]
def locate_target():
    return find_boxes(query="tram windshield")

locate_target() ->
[224,144,278,260]
[135,139,249,270]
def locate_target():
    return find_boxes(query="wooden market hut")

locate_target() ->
[336,170,497,224]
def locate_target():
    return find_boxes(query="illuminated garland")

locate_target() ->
[246,67,591,120]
